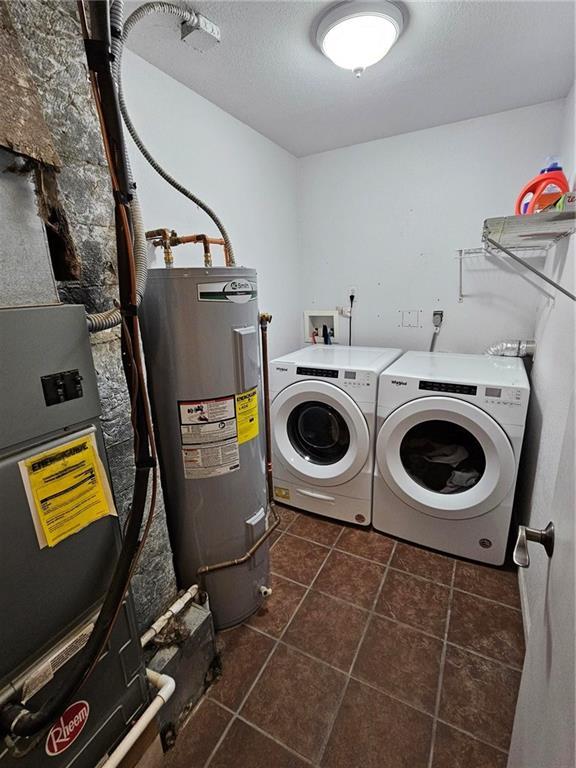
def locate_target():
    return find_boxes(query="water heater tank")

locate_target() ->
[140,267,270,629]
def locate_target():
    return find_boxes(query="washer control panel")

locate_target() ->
[292,366,373,389]
[341,370,372,389]
[296,366,338,378]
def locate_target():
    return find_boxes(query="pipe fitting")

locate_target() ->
[259,586,273,599]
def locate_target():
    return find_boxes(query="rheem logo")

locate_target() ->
[45,700,89,756]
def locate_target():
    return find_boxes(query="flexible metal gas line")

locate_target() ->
[110,0,235,265]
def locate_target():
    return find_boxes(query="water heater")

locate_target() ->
[140,267,270,629]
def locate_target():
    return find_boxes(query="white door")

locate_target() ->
[507,397,575,768]
[271,380,370,486]
[376,396,516,519]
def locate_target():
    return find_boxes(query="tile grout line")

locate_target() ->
[349,540,398,674]
[434,717,510,755]
[273,555,521,618]
[315,540,397,766]
[443,641,524,673]
[203,518,520,766]
[209,699,317,766]
[208,695,511,760]
[321,538,521,611]
[235,714,318,766]
[242,621,520,750]
[253,601,524,674]
[279,510,521,604]
[205,521,344,767]
[427,559,457,768]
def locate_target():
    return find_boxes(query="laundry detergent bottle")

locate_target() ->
[515,156,569,215]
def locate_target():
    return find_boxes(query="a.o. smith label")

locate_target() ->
[197,279,257,303]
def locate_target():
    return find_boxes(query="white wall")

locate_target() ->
[297,101,565,353]
[123,51,300,359]
[508,82,574,768]
[518,83,575,623]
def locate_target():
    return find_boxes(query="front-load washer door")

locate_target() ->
[376,396,516,519]
[272,381,370,486]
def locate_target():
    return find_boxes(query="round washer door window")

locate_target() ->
[272,380,370,485]
[287,401,350,465]
[376,396,516,519]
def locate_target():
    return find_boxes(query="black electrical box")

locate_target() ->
[41,369,83,406]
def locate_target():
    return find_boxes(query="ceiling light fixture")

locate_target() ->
[316,1,404,78]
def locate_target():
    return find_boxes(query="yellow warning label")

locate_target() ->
[235,387,259,445]
[19,430,116,549]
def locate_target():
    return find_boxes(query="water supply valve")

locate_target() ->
[432,310,444,330]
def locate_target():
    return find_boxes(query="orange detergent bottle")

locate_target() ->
[515,157,569,215]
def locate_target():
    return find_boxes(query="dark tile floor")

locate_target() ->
[165,507,525,768]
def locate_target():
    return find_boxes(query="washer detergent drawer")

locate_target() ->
[376,396,516,519]
[271,380,370,486]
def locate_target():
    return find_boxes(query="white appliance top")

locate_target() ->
[382,352,530,389]
[273,345,403,373]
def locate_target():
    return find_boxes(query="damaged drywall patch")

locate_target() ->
[34,164,80,280]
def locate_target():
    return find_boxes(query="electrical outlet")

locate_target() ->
[349,286,357,297]
[432,310,444,327]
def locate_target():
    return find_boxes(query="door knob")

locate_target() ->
[513,522,555,568]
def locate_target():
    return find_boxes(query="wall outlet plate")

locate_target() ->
[398,309,422,328]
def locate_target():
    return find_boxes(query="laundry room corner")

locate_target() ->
[0,2,574,768]
[295,99,566,354]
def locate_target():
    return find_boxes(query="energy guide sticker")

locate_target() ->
[235,388,259,445]
[19,429,116,549]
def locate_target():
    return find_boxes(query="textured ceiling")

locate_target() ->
[126,0,575,157]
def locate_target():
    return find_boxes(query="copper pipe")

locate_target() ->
[145,228,174,267]
[172,234,212,267]
[171,234,228,268]
[259,313,274,500]
[173,234,224,246]
[145,228,172,240]
[146,229,232,268]
[196,514,280,576]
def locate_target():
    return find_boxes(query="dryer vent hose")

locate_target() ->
[485,340,536,358]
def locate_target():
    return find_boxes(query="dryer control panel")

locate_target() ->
[419,380,477,395]
[483,386,524,407]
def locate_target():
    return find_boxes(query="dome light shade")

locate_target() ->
[316,1,404,77]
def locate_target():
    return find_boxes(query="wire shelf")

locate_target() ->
[483,210,576,250]
[481,210,575,302]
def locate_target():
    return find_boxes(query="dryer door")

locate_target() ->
[376,396,516,519]
[272,381,370,486]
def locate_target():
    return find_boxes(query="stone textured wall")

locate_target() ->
[8,0,177,628]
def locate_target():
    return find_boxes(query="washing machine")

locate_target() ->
[270,345,402,525]
[373,351,530,565]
